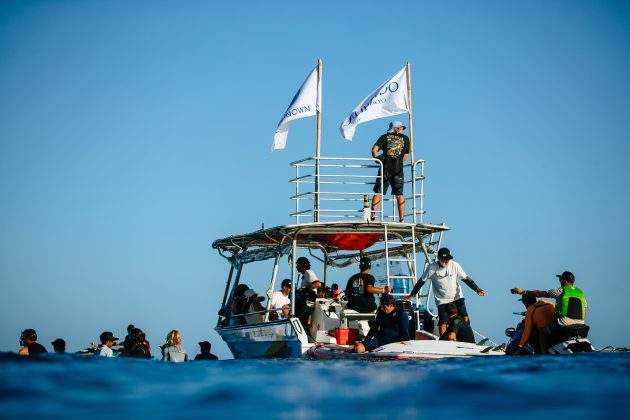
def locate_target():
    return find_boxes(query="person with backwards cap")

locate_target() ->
[345,256,391,313]
[51,338,66,353]
[370,120,410,222]
[511,271,587,353]
[404,247,485,336]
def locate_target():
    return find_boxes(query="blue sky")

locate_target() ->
[1,1,629,358]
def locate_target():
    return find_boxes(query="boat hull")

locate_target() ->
[216,318,310,359]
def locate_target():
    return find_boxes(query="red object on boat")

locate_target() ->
[328,328,360,345]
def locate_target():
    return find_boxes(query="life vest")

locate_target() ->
[556,285,586,320]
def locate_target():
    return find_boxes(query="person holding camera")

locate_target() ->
[244,289,266,324]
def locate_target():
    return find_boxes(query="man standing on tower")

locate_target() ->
[370,121,410,222]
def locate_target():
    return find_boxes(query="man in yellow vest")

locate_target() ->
[512,271,587,353]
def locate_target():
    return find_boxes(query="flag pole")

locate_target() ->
[314,58,322,222]
[406,62,414,164]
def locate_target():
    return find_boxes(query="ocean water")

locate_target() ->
[1,351,629,419]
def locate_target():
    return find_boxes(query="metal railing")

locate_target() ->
[289,157,426,224]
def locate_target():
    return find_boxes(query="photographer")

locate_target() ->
[243,289,266,324]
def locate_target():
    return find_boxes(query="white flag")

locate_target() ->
[339,66,408,140]
[273,66,321,150]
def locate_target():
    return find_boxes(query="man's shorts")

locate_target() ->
[437,298,468,325]
[373,171,404,196]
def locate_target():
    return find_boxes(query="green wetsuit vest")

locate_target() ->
[556,285,586,320]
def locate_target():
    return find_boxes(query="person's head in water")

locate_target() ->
[51,338,66,352]
[445,302,458,318]
[199,341,212,354]
[100,331,119,348]
[129,328,146,346]
[166,330,182,347]
[20,329,38,346]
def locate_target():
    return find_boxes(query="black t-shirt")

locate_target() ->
[442,316,475,343]
[345,273,377,313]
[27,342,48,355]
[374,132,410,175]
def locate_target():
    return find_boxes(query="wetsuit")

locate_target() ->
[440,315,475,343]
[127,343,151,358]
[27,342,48,355]
[362,309,410,351]
[518,300,555,348]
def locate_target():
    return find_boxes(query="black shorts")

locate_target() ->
[437,298,468,325]
[373,171,404,196]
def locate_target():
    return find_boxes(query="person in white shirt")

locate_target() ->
[96,331,118,357]
[296,257,321,327]
[297,257,321,291]
[269,279,292,320]
[405,248,485,335]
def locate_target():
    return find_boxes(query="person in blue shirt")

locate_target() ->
[353,294,410,353]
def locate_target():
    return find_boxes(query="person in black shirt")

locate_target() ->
[18,329,48,356]
[440,302,475,343]
[370,121,410,222]
[194,341,219,360]
[344,257,391,313]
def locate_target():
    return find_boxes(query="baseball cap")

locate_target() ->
[387,121,406,133]
[99,331,119,344]
[51,338,65,347]
[359,256,371,269]
[281,279,292,288]
[556,271,575,283]
[437,248,453,260]
[244,289,265,302]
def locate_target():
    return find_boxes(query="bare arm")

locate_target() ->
[366,284,391,294]
[309,280,322,290]
[371,145,380,159]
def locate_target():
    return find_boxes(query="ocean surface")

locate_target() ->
[1,351,629,419]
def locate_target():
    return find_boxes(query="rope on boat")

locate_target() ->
[471,328,500,347]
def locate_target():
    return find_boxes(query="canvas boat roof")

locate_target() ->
[212,221,449,257]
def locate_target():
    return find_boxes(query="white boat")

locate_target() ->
[212,156,504,359]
